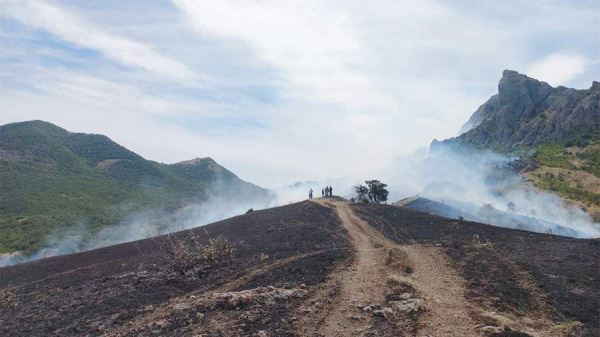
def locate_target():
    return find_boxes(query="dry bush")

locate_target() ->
[159,231,236,277]
[553,320,584,334]
[0,289,20,311]
[386,248,414,275]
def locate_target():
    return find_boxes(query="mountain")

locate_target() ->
[1,199,597,336]
[0,120,272,255]
[433,71,600,222]
[437,70,600,152]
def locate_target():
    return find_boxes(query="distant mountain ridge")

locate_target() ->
[0,120,272,254]
[435,70,600,152]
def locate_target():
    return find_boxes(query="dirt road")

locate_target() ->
[311,199,477,337]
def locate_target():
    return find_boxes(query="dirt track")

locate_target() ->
[311,199,478,336]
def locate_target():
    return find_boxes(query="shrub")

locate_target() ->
[0,289,19,311]
[159,232,236,277]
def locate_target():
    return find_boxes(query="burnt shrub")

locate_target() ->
[0,288,20,311]
[159,232,236,277]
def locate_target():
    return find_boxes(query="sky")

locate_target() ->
[1,0,599,188]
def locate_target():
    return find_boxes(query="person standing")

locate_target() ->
[329,185,333,196]
[309,188,313,199]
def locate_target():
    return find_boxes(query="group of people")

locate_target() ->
[322,186,333,197]
[308,186,333,199]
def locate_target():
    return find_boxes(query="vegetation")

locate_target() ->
[524,142,600,221]
[532,142,600,178]
[0,289,20,311]
[553,320,584,334]
[537,172,600,207]
[533,143,572,169]
[159,232,236,277]
[0,121,267,254]
[353,180,389,204]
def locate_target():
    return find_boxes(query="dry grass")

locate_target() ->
[552,320,584,334]
[159,231,236,277]
[385,248,414,275]
[0,288,20,311]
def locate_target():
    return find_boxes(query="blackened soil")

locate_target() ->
[2,200,598,337]
[352,203,599,337]
[0,201,350,337]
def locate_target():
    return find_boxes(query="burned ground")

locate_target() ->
[1,199,598,337]
[352,203,599,337]
[0,201,350,337]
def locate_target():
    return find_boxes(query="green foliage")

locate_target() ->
[353,185,369,203]
[353,180,389,204]
[0,121,262,254]
[531,142,600,178]
[578,146,600,178]
[538,172,600,207]
[533,143,572,168]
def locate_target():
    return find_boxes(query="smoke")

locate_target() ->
[3,144,599,267]
[383,145,600,238]
[0,177,276,267]
[273,178,355,204]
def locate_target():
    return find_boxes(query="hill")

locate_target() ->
[1,199,597,336]
[433,71,600,222]
[0,120,272,255]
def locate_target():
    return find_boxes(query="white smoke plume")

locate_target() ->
[0,178,276,267]
[383,145,600,238]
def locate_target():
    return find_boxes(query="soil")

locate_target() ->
[352,203,599,337]
[1,199,597,336]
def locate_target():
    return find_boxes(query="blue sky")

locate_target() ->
[1,0,599,187]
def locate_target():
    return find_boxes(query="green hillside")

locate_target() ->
[524,143,600,221]
[0,121,271,254]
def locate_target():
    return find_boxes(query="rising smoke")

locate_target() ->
[0,177,277,267]
[383,145,600,238]
[2,144,599,267]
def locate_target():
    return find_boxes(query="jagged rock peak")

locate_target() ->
[498,69,552,105]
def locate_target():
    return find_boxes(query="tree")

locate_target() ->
[365,180,389,204]
[353,180,389,204]
[353,185,369,203]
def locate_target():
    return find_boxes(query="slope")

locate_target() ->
[0,120,271,254]
[1,199,597,337]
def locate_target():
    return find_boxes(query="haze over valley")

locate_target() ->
[1,1,599,336]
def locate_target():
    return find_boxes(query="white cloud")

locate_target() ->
[172,0,395,112]
[527,52,588,86]
[1,0,599,188]
[1,0,193,79]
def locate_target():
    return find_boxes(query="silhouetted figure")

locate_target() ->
[309,188,313,199]
[329,185,333,196]
[321,188,324,197]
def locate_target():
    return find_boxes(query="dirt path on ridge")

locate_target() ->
[309,199,478,337]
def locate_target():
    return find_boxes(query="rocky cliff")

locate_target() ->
[438,70,600,152]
